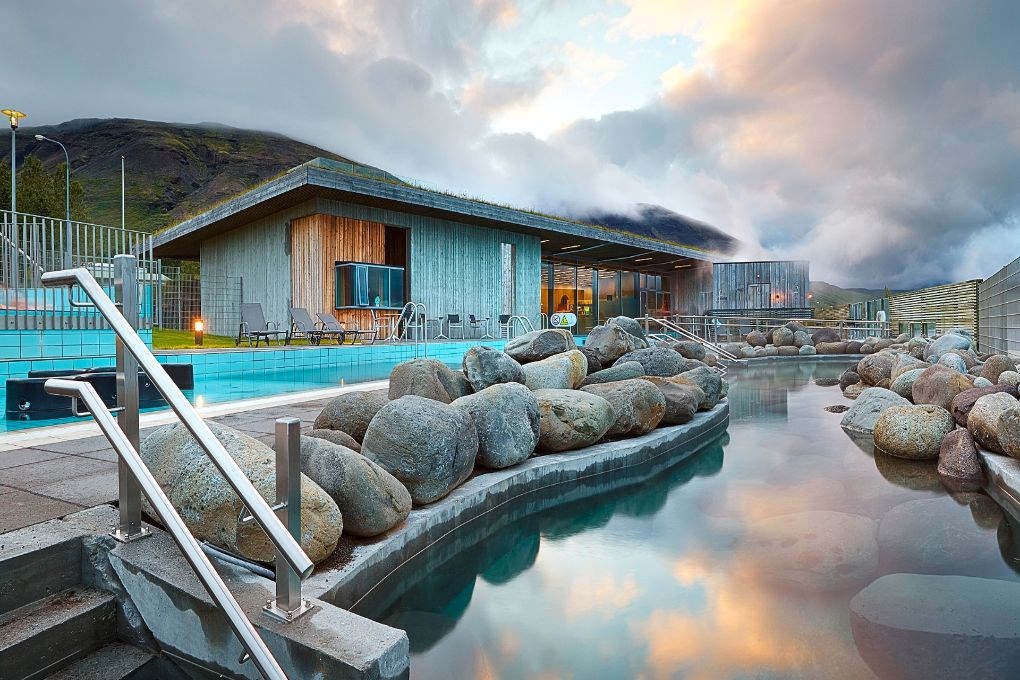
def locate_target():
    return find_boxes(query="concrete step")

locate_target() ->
[42,642,156,680]
[0,534,82,615]
[0,586,118,680]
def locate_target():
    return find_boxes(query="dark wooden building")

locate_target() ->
[711,260,811,318]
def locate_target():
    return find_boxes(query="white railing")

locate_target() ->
[667,314,893,343]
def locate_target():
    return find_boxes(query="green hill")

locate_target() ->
[810,281,898,308]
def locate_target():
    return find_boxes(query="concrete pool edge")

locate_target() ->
[306,400,730,608]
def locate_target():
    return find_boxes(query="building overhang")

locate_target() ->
[151,163,726,265]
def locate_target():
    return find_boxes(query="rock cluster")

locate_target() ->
[729,321,913,359]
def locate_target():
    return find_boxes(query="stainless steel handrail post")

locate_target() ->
[44,379,287,680]
[263,418,314,623]
[112,254,150,543]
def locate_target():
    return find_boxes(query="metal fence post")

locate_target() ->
[112,254,150,543]
[264,417,314,622]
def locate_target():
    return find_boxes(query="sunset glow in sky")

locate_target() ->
[5,0,1020,287]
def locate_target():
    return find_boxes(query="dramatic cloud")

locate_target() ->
[4,0,1020,287]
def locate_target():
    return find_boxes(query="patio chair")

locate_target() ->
[237,303,287,347]
[498,314,512,339]
[447,313,465,339]
[369,309,394,341]
[468,313,493,339]
[318,312,376,344]
[290,307,344,345]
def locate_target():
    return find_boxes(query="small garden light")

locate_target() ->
[194,318,204,346]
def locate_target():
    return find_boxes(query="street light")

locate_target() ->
[34,134,72,268]
[1,108,26,214]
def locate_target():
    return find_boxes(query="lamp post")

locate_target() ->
[1,109,26,214]
[34,134,72,269]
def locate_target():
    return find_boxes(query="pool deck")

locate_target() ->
[0,381,385,534]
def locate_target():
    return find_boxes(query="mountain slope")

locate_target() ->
[809,281,897,308]
[581,203,738,255]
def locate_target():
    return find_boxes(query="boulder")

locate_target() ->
[996,408,1020,460]
[746,330,766,347]
[305,428,361,452]
[704,353,718,367]
[793,330,813,348]
[950,384,1019,427]
[907,337,928,359]
[742,511,878,592]
[842,340,861,354]
[945,349,979,368]
[811,327,841,345]
[799,345,816,356]
[777,345,800,356]
[859,344,875,354]
[504,328,576,363]
[722,342,747,356]
[389,358,473,403]
[676,357,709,373]
[974,377,994,388]
[577,346,603,375]
[461,346,525,392]
[361,395,477,505]
[578,360,644,387]
[740,346,757,359]
[857,352,897,386]
[638,376,702,425]
[839,370,861,391]
[816,341,848,354]
[673,340,707,361]
[298,436,411,537]
[615,346,686,377]
[967,391,1020,453]
[608,316,646,341]
[533,389,615,452]
[840,387,910,434]
[669,366,722,410]
[583,323,642,365]
[937,353,968,373]
[520,349,588,390]
[843,383,867,399]
[911,364,973,410]
[998,370,1020,389]
[773,327,795,347]
[982,354,1018,383]
[937,429,984,492]
[140,423,341,564]
[889,368,924,400]
[873,404,955,460]
[313,389,389,442]
[763,345,779,356]
[850,574,1020,680]
[923,332,970,360]
[580,379,666,437]
[452,383,540,469]
[785,320,810,335]
[891,354,927,381]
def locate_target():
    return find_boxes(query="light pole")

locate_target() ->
[35,134,72,268]
[1,109,26,214]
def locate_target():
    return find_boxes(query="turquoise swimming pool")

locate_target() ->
[354,360,1020,679]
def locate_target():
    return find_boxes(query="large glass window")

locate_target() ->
[576,267,594,333]
[621,271,639,318]
[552,263,576,315]
[598,269,620,322]
[335,262,405,309]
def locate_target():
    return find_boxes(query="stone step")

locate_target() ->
[0,586,118,680]
[0,533,83,615]
[42,643,156,680]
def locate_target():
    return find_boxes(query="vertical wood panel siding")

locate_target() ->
[712,261,810,316]
[671,260,714,314]
[888,280,980,338]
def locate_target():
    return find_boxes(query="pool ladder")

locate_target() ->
[40,256,311,680]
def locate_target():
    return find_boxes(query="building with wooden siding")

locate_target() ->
[151,158,725,336]
[849,280,981,338]
[710,261,811,318]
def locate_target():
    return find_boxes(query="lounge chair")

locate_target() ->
[237,303,287,347]
[369,309,393,341]
[290,307,345,345]
[317,312,376,345]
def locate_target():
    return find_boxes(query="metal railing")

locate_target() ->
[506,314,536,338]
[390,301,429,357]
[666,315,893,343]
[40,257,312,680]
[636,316,740,374]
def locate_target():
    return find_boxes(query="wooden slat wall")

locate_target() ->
[671,260,713,314]
[712,261,810,314]
[888,280,980,338]
[290,214,387,330]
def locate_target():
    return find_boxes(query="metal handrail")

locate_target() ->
[394,301,428,357]
[636,316,741,363]
[506,314,535,338]
[40,267,313,580]
[43,379,288,680]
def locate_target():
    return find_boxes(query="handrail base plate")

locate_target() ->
[111,525,152,543]
[263,598,316,623]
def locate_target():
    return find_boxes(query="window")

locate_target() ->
[335,262,405,309]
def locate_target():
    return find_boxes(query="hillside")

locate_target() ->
[809,281,898,308]
[1,118,735,254]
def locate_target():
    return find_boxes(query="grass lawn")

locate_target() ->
[152,327,316,350]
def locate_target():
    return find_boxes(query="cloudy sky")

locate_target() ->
[5,0,1020,287]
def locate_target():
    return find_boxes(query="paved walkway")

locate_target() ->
[0,381,387,534]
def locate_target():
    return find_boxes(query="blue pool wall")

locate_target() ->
[0,328,153,376]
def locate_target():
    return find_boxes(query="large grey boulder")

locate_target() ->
[950,384,1018,427]
[839,369,861,391]
[608,316,646,341]
[872,404,955,460]
[504,329,576,363]
[772,327,795,347]
[840,387,910,434]
[998,370,1020,387]
[816,341,848,354]
[742,511,878,592]
[676,357,709,373]
[389,358,472,403]
[982,354,1018,383]
[793,330,812,348]
[670,366,722,410]
[907,337,928,358]
[461,346,524,392]
[313,389,389,442]
[639,376,702,425]
[361,395,477,505]
[850,574,1020,680]
[577,346,603,376]
[299,436,410,537]
[615,346,686,377]
[857,351,897,386]
[778,345,800,356]
[451,383,540,469]
[584,323,642,365]
[140,423,341,564]
[891,354,927,381]
[911,364,973,410]
[799,345,817,356]
[533,389,615,452]
[673,340,707,361]
[923,332,970,360]
[520,349,588,390]
[967,391,1020,453]
[580,379,666,437]
[578,360,644,387]
[746,330,766,347]
[889,368,925,400]
[937,429,984,491]
[995,408,1020,460]
[937,352,968,373]
[811,327,841,345]
[305,428,361,452]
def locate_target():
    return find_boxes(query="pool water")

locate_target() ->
[354,360,1020,679]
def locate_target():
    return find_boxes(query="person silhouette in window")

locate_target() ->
[556,294,569,311]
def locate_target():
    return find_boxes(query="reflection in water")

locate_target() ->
[356,360,1020,679]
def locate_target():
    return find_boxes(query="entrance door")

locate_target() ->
[747,283,771,309]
